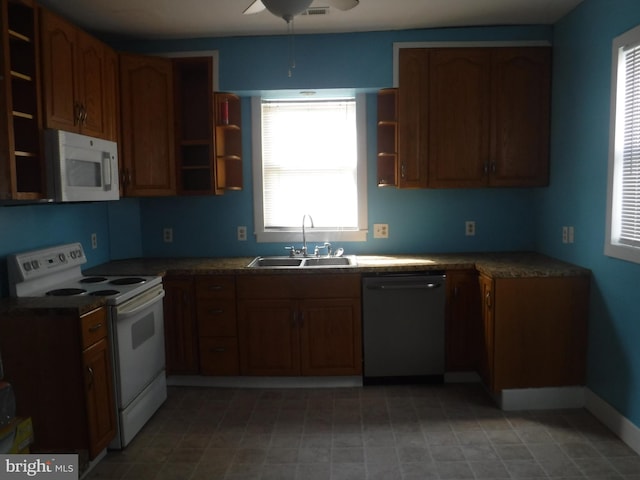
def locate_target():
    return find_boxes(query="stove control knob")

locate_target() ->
[58,253,66,263]
[70,250,76,259]
[31,260,39,270]
[23,262,31,271]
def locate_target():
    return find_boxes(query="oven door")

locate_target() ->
[112,284,166,409]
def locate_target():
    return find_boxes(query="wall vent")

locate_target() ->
[302,6,330,16]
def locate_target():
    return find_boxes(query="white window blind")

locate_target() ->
[619,44,640,247]
[261,99,358,230]
[606,24,640,263]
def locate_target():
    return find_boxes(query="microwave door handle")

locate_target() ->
[102,152,112,191]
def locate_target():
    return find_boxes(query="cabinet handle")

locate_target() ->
[485,291,492,308]
[483,162,489,175]
[81,105,88,125]
[453,286,459,298]
[88,323,103,333]
[400,163,407,179]
[87,366,94,389]
[299,312,304,327]
[491,162,496,174]
[208,285,224,291]
[292,311,298,327]
[209,308,224,314]
[74,102,82,125]
[211,347,226,353]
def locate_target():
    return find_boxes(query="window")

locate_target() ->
[252,93,367,243]
[606,24,640,264]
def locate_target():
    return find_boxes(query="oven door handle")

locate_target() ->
[116,287,165,318]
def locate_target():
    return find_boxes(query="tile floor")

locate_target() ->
[87,383,640,479]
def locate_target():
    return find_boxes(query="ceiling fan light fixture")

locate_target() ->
[262,0,314,22]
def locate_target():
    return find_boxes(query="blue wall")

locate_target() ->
[538,0,640,427]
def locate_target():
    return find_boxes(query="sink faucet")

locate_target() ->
[301,214,314,257]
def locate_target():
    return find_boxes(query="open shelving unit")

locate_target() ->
[0,0,45,199]
[376,88,398,187]
[214,92,242,194]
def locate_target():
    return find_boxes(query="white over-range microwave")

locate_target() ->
[45,129,119,202]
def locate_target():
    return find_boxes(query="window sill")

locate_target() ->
[604,242,640,265]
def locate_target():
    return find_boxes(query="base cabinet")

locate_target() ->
[0,307,116,460]
[445,269,481,372]
[196,275,239,375]
[163,276,199,375]
[237,274,362,376]
[478,274,589,392]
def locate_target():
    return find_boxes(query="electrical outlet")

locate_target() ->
[568,226,575,244]
[237,226,247,241]
[465,221,476,236]
[91,233,97,249]
[373,224,389,239]
[562,226,568,244]
[163,227,173,243]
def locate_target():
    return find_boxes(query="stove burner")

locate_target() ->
[89,289,121,297]
[46,288,87,296]
[110,277,146,286]
[80,276,108,284]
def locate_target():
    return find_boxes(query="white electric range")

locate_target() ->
[7,242,167,450]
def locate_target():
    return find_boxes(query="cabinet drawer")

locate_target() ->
[197,299,237,337]
[81,308,108,349]
[195,276,236,300]
[199,337,239,375]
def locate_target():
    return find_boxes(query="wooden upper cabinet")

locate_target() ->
[39,8,116,141]
[398,48,429,188]
[428,48,491,188]
[119,53,176,196]
[396,46,551,189]
[490,48,551,187]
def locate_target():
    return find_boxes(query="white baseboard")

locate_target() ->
[585,389,640,456]
[166,375,363,389]
[498,386,586,411]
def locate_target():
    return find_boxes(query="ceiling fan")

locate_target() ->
[243,0,360,22]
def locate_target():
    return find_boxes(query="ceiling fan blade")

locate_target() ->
[243,0,266,15]
[328,0,359,11]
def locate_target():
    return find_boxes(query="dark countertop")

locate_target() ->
[83,251,590,279]
[0,252,589,314]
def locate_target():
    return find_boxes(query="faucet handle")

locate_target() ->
[284,246,297,257]
[314,242,332,257]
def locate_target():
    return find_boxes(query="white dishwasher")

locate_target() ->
[362,272,446,384]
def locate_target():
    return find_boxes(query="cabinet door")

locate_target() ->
[40,8,77,132]
[83,337,117,459]
[163,276,199,374]
[103,45,119,142]
[490,48,550,187]
[478,274,494,389]
[119,53,176,196]
[445,270,481,372]
[299,298,362,376]
[237,300,300,376]
[398,49,429,188]
[428,48,491,188]
[76,29,108,139]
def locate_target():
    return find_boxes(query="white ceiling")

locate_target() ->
[37,0,584,40]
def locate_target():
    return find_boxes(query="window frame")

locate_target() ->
[251,93,368,244]
[605,23,640,264]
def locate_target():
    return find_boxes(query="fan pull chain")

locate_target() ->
[288,18,296,77]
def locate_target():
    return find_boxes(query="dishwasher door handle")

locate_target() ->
[367,282,442,290]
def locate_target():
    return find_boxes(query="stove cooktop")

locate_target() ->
[8,243,162,305]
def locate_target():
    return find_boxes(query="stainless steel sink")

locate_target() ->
[247,257,304,267]
[247,255,357,268]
